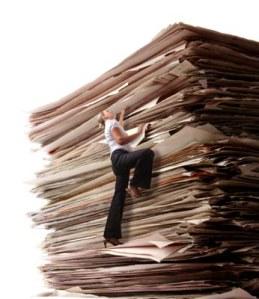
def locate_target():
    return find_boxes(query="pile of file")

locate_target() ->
[27,22,259,298]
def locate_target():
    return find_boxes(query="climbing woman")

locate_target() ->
[97,108,155,247]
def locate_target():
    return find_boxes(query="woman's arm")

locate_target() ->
[112,123,149,145]
[119,109,125,127]
[111,127,142,145]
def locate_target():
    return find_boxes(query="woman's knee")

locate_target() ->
[145,148,155,157]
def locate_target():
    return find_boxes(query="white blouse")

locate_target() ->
[104,118,133,155]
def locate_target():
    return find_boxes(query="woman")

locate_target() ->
[97,109,155,247]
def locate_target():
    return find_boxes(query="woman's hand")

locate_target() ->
[137,123,150,135]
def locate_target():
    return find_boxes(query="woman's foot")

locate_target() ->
[127,185,142,198]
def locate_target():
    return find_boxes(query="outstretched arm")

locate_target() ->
[111,127,141,145]
[111,123,148,145]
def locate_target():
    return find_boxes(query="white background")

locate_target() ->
[1,0,259,298]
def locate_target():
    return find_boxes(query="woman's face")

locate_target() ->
[102,110,114,119]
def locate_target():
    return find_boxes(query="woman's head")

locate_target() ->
[97,110,115,128]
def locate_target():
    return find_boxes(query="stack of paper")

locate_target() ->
[27,22,259,298]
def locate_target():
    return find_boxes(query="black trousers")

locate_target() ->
[103,147,155,239]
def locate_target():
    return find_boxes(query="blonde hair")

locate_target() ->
[97,112,105,129]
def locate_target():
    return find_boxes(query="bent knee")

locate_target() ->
[146,148,155,157]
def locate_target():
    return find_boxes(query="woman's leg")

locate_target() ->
[116,148,155,189]
[129,149,155,189]
[103,171,129,239]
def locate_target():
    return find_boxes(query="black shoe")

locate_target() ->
[103,237,123,248]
